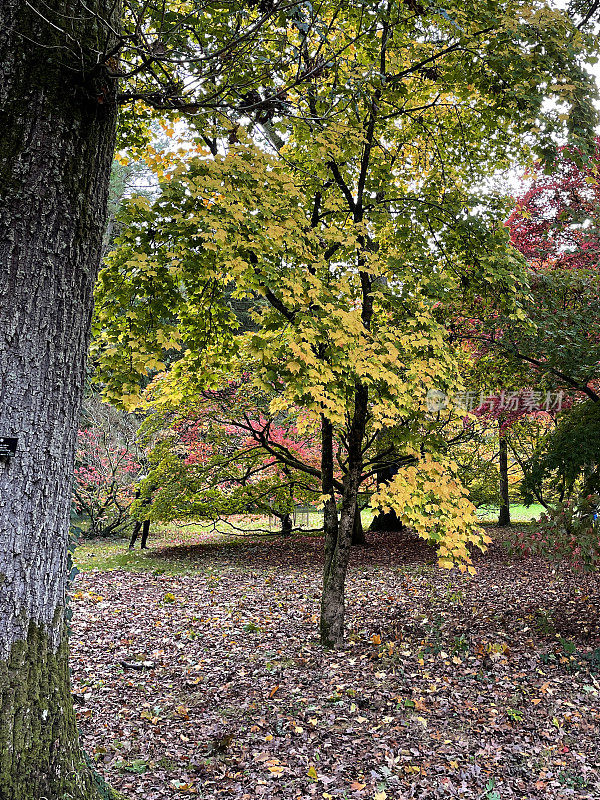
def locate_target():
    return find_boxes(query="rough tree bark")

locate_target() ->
[320,386,368,648]
[0,2,118,796]
[498,428,511,527]
[320,415,342,647]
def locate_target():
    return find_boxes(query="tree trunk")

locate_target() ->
[369,509,405,532]
[129,521,143,549]
[352,505,365,545]
[369,464,405,532]
[498,428,511,527]
[0,2,118,796]
[320,416,341,646]
[320,386,368,648]
[130,518,151,549]
[321,492,357,647]
[140,519,151,549]
[280,513,293,535]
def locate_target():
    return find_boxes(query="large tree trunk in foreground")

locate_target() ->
[498,429,511,527]
[0,2,117,796]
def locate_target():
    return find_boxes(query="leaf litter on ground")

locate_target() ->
[70,526,600,799]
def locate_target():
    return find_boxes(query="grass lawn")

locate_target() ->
[74,512,367,574]
[477,503,545,523]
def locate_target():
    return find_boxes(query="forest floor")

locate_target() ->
[71,526,600,800]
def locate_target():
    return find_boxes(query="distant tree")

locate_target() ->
[139,370,323,534]
[470,137,600,558]
[514,398,600,570]
[472,138,600,402]
[508,137,600,272]
[506,141,600,509]
[452,138,600,530]
[471,389,559,525]
[522,399,600,506]
[73,399,143,537]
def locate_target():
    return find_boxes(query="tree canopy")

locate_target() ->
[94,0,599,646]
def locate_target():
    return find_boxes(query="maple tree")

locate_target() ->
[453,418,519,524]
[508,136,600,272]
[471,388,559,525]
[138,370,323,534]
[507,141,600,519]
[448,133,600,537]
[95,2,600,647]
[456,137,600,561]
[473,137,600,401]
[522,398,600,498]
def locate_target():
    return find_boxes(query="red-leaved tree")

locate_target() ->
[139,372,330,536]
[73,398,144,536]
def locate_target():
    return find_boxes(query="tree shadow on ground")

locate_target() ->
[152,528,440,571]
[151,523,526,571]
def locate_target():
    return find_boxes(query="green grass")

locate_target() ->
[72,514,330,575]
[74,537,199,575]
[73,509,379,575]
[476,503,544,523]
[74,522,265,575]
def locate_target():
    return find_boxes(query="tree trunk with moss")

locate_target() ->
[0,2,118,796]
